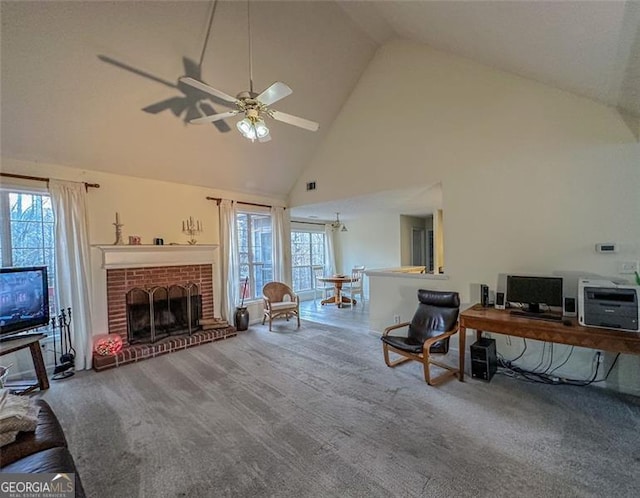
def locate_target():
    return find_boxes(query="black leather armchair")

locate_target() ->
[381,289,461,385]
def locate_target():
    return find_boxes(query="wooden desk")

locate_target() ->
[318,276,357,307]
[0,333,49,394]
[458,304,640,381]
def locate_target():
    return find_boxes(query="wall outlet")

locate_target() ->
[393,314,401,324]
[618,261,639,274]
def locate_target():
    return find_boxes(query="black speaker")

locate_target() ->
[471,338,497,381]
[563,297,577,317]
[480,284,489,307]
[495,292,505,310]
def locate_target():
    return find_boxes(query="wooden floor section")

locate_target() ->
[298,298,371,331]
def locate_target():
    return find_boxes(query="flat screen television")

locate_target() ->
[506,275,563,313]
[0,266,50,339]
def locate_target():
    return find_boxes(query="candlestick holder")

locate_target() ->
[182,216,202,245]
[113,212,124,245]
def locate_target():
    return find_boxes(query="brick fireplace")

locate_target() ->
[93,245,236,371]
[106,264,214,341]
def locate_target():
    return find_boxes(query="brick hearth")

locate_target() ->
[92,328,236,371]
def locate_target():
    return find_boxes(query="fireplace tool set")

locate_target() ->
[51,307,75,380]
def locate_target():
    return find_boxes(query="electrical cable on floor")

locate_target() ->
[497,346,610,386]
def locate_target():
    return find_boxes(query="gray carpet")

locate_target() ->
[41,320,640,498]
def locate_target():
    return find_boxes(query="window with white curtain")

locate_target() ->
[291,230,325,292]
[0,189,57,311]
[237,211,272,301]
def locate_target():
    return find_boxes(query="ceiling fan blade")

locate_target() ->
[270,110,319,132]
[190,110,239,124]
[256,82,293,106]
[179,77,237,104]
[98,55,177,89]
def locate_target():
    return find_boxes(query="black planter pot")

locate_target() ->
[234,307,249,331]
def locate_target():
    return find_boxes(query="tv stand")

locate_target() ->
[0,333,49,394]
[0,332,46,343]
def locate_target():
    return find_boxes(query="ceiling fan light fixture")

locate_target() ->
[236,115,269,142]
[255,119,270,139]
[237,117,253,136]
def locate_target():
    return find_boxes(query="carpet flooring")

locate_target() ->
[41,320,640,498]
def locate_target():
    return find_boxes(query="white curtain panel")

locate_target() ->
[219,199,239,321]
[324,224,336,276]
[49,180,93,370]
[271,206,292,286]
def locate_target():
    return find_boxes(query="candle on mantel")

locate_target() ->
[115,212,120,225]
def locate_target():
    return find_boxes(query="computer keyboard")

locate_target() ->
[510,310,562,322]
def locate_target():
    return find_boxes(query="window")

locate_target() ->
[237,211,272,301]
[0,190,56,311]
[291,230,325,292]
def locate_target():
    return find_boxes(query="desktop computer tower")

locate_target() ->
[470,338,497,381]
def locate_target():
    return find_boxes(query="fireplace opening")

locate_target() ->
[126,283,202,344]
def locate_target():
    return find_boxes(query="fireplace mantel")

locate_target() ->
[94,244,218,269]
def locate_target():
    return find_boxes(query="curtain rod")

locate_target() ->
[0,172,100,190]
[206,196,286,210]
[292,220,325,226]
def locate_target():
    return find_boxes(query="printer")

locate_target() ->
[578,278,639,332]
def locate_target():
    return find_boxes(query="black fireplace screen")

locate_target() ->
[126,283,201,344]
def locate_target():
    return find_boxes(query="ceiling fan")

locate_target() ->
[179,0,319,142]
[180,77,319,142]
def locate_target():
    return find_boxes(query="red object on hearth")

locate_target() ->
[93,334,123,356]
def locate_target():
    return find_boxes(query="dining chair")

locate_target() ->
[313,266,332,303]
[343,266,365,308]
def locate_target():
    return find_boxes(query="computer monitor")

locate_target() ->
[506,275,563,313]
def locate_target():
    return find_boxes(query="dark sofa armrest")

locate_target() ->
[1,399,68,468]
[1,447,86,498]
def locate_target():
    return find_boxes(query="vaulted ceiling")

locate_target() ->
[2,1,638,204]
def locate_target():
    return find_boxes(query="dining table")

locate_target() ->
[317,275,358,307]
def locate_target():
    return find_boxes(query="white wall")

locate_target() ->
[333,212,401,299]
[290,40,640,395]
[1,157,285,347]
